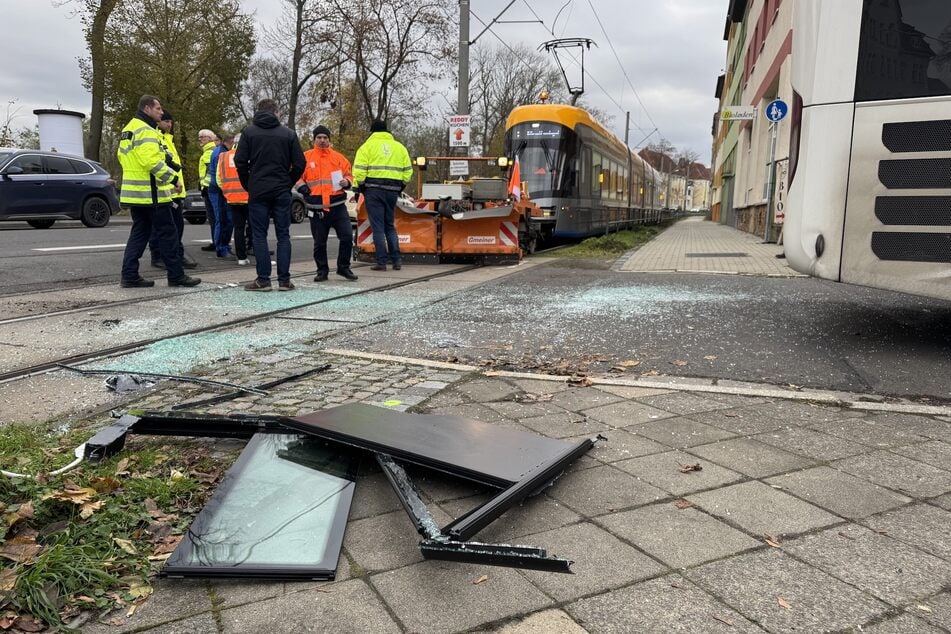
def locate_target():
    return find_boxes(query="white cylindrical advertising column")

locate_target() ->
[33,109,86,157]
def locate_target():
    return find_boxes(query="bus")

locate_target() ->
[785,0,951,301]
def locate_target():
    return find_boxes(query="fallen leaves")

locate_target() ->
[41,482,104,519]
[1,501,34,538]
[674,499,694,510]
[10,615,44,632]
[764,533,781,548]
[0,533,42,564]
[777,596,791,610]
[567,374,593,387]
[473,574,489,585]
[670,360,689,367]
[0,569,16,592]
[114,538,138,556]
[678,462,703,473]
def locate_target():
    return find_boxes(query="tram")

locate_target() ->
[502,104,668,243]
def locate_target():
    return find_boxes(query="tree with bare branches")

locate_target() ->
[327,0,454,125]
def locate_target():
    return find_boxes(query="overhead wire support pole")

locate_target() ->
[458,0,471,115]
[468,0,518,46]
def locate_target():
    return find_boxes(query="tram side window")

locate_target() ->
[855,0,951,101]
[580,147,591,197]
[592,151,602,198]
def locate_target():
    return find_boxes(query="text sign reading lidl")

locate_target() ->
[720,106,756,121]
[765,99,789,122]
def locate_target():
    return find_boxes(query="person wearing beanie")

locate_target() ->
[352,119,412,271]
[148,110,197,271]
[296,125,358,282]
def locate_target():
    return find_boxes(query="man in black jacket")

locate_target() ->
[234,98,306,291]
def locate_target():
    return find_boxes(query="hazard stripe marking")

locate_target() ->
[499,221,518,247]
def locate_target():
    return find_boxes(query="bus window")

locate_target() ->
[855,0,951,101]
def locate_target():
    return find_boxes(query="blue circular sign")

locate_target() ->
[765,99,789,122]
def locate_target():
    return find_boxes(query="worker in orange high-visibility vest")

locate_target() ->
[216,133,255,265]
[296,125,358,282]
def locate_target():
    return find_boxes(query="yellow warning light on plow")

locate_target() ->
[415,156,427,170]
[497,157,509,168]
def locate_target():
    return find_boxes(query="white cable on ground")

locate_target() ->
[1,443,86,480]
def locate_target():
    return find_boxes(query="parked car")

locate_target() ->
[185,188,323,225]
[0,148,119,228]
[182,189,206,224]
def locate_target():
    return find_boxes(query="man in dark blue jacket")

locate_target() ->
[208,133,235,258]
[234,99,306,291]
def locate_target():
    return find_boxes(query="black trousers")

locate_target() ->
[148,198,185,262]
[309,205,353,274]
[231,204,254,260]
[122,203,184,282]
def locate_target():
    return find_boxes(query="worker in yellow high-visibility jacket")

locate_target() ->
[116,95,200,288]
[352,119,412,271]
[197,129,218,251]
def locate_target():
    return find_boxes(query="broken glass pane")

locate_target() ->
[163,433,356,580]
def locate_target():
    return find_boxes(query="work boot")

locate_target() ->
[278,280,296,291]
[244,279,272,292]
[168,276,201,287]
[120,278,155,288]
[314,271,329,282]
[200,243,216,251]
[370,264,386,271]
[183,252,198,269]
[337,269,358,281]
[392,262,402,271]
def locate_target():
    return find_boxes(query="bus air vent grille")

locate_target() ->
[878,159,951,189]
[881,120,951,153]
[875,197,951,226]
[871,232,951,262]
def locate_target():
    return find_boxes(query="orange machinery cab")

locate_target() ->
[354,194,439,260]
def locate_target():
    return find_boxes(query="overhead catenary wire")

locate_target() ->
[584,0,661,134]
[517,0,655,141]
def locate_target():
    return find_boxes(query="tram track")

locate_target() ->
[0,263,481,386]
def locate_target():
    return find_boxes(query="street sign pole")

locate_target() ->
[762,99,788,243]
[764,120,778,242]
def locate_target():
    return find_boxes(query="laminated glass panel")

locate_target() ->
[163,433,356,580]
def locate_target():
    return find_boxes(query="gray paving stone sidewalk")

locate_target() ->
[77,346,951,634]
[617,216,802,277]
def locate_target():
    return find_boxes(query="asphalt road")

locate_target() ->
[328,259,951,402]
[0,215,330,295]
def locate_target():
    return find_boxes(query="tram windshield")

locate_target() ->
[505,122,577,198]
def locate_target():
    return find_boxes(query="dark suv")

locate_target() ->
[0,148,120,228]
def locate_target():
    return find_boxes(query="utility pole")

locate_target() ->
[624,112,632,208]
[458,0,470,116]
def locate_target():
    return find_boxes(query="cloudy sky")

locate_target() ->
[3,0,726,162]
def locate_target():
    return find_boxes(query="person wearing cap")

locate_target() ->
[197,129,218,251]
[352,119,412,271]
[297,125,358,282]
[148,110,196,271]
[116,95,200,288]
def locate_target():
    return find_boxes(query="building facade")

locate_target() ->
[711,0,793,240]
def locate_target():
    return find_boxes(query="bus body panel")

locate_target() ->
[842,97,951,301]
[787,0,951,301]
[784,102,854,280]
[792,0,862,107]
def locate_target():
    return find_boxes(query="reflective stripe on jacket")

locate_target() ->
[161,130,185,200]
[298,147,353,208]
[217,148,248,204]
[117,113,177,206]
[198,141,216,188]
[352,131,412,192]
